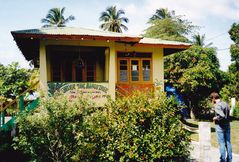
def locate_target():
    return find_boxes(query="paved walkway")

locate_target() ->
[190,141,239,162]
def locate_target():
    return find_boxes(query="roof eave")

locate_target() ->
[133,43,191,49]
[11,32,141,43]
[133,43,191,56]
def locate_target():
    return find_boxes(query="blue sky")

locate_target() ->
[0,0,238,71]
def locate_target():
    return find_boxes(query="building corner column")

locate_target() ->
[39,41,48,95]
[108,43,116,100]
[153,48,164,92]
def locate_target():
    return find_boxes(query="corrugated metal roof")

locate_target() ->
[12,27,141,39]
[139,37,191,46]
[12,27,191,46]
[11,27,191,61]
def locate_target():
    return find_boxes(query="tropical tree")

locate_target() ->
[149,8,175,21]
[192,33,213,47]
[164,46,228,118]
[220,23,239,101]
[144,8,196,42]
[99,6,129,33]
[0,62,31,99]
[41,7,75,28]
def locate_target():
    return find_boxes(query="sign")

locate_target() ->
[48,82,109,106]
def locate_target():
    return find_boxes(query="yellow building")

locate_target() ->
[11,27,190,105]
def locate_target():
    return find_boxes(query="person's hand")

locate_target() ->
[213,116,218,121]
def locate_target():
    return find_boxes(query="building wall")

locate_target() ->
[39,39,164,98]
[115,43,164,90]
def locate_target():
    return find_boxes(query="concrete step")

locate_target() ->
[190,141,239,162]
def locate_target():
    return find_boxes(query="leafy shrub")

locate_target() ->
[13,93,96,162]
[0,130,30,162]
[233,102,239,118]
[13,92,190,161]
[88,92,191,161]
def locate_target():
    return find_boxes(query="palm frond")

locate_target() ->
[41,7,74,27]
[120,24,128,31]
[120,17,129,23]
[99,5,129,33]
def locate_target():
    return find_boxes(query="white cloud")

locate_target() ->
[0,50,30,69]
[1,0,235,71]
[142,0,235,71]
[144,0,239,21]
[0,38,30,68]
[124,3,137,15]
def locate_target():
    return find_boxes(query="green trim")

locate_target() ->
[0,98,39,132]
[19,95,24,112]
[0,111,5,126]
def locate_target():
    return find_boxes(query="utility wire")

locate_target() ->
[206,32,228,41]
[217,48,230,51]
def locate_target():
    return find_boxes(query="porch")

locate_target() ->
[44,45,157,101]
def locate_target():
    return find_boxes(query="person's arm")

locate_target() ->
[213,104,225,121]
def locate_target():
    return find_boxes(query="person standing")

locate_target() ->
[210,92,232,162]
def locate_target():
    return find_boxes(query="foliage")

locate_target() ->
[229,23,239,44]
[13,92,190,161]
[99,6,129,33]
[41,7,75,28]
[0,62,31,99]
[220,73,239,101]
[144,8,196,42]
[220,23,239,101]
[13,93,96,162]
[233,102,239,119]
[192,33,213,47]
[0,130,30,162]
[149,8,175,21]
[164,46,228,117]
[93,92,190,161]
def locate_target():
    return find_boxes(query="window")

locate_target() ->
[86,60,96,81]
[142,60,151,81]
[131,60,139,81]
[52,62,61,81]
[119,60,128,82]
[51,60,96,82]
[118,54,152,83]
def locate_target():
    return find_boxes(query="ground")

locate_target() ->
[189,119,239,154]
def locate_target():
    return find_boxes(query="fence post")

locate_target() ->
[230,98,236,116]
[199,122,211,162]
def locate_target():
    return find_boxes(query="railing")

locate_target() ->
[0,81,39,113]
[115,85,131,97]
[116,84,155,98]
[181,121,199,133]
[0,81,40,131]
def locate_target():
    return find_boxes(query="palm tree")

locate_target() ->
[99,6,129,33]
[150,8,175,21]
[192,34,213,47]
[41,7,75,27]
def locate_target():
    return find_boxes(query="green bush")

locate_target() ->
[88,92,191,161]
[0,130,30,162]
[13,92,190,161]
[13,93,96,162]
[233,102,239,118]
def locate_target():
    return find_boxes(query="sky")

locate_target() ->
[0,0,238,71]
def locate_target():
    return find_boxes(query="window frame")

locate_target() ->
[51,59,96,82]
[117,54,152,84]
